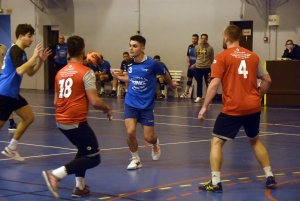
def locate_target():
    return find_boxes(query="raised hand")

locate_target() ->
[34,43,43,58]
[39,47,52,62]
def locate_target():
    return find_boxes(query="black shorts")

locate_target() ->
[0,94,28,121]
[59,121,100,157]
[213,112,261,140]
[187,68,195,78]
[106,74,113,82]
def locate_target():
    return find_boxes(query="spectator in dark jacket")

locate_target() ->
[282,39,300,60]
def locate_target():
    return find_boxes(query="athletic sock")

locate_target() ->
[52,166,68,179]
[76,177,85,190]
[211,171,220,185]
[263,166,274,178]
[131,151,139,159]
[8,139,18,150]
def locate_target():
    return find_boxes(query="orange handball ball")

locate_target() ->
[86,51,101,66]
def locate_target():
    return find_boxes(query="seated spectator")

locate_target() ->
[87,54,113,96]
[282,39,300,60]
[153,55,172,99]
[110,52,131,97]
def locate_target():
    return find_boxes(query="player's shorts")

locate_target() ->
[187,68,195,78]
[106,74,113,82]
[124,103,154,126]
[59,121,100,157]
[212,112,261,140]
[0,94,28,121]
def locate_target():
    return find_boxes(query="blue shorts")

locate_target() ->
[124,103,154,126]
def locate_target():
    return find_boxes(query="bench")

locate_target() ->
[167,70,182,97]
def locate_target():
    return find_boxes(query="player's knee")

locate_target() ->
[25,114,35,124]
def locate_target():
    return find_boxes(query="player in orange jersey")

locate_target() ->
[42,35,112,199]
[197,25,276,192]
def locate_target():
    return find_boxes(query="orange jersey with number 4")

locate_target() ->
[55,62,91,124]
[212,47,261,116]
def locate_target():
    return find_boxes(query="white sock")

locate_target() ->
[76,177,85,190]
[212,171,220,185]
[112,87,116,90]
[263,166,274,178]
[52,166,68,179]
[161,90,165,95]
[100,87,104,92]
[8,139,18,150]
[131,151,139,159]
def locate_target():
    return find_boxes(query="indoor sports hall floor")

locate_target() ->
[0,89,299,201]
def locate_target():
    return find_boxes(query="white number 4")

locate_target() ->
[59,78,73,98]
[238,60,248,78]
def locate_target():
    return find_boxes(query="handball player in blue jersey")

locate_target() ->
[111,35,178,170]
[0,24,52,161]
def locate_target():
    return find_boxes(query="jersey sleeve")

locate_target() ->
[211,54,225,79]
[10,45,24,69]
[154,61,166,75]
[187,46,190,56]
[257,58,268,78]
[83,70,97,90]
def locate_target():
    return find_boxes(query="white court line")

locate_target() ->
[1,132,298,161]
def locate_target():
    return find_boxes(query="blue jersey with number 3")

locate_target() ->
[125,56,165,109]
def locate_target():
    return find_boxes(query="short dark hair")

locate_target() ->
[123,52,129,56]
[67,35,85,57]
[224,25,241,42]
[153,55,160,60]
[192,34,199,39]
[201,34,208,39]
[15,24,35,38]
[130,35,146,45]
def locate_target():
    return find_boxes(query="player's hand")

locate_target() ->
[198,107,207,122]
[33,43,43,58]
[170,81,180,90]
[104,109,113,121]
[39,47,52,62]
[189,64,196,69]
[110,68,118,78]
[54,55,58,59]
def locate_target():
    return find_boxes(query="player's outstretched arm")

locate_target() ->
[110,68,129,82]
[163,72,177,90]
[86,90,113,120]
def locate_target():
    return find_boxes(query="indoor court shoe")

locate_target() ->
[8,122,17,131]
[110,90,117,97]
[266,176,277,188]
[194,97,202,103]
[198,180,223,193]
[180,92,189,98]
[42,170,60,199]
[1,147,24,161]
[127,157,142,170]
[72,186,90,198]
[151,139,161,160]
[158,94,166,99]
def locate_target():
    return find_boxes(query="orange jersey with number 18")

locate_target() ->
[211,47,261,116]
[55,62,91,124]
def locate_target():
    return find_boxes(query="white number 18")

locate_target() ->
[58,78,73,98]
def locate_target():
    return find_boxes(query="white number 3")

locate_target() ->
[238,60,248,78]
[59,78,73,98]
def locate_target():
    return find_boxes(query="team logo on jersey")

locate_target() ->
[142,68,149,72]
[213,60,217,64]
[128,67,132,73]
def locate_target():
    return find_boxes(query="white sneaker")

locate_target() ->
[180,92,189,98]
[194,97,202,103]
[1,147,24,161]
[127,157,142,170]
[151,139,161,161]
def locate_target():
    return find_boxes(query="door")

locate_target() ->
[0,15,11,48]
[43,26,59,90]
[230,21,253,51]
